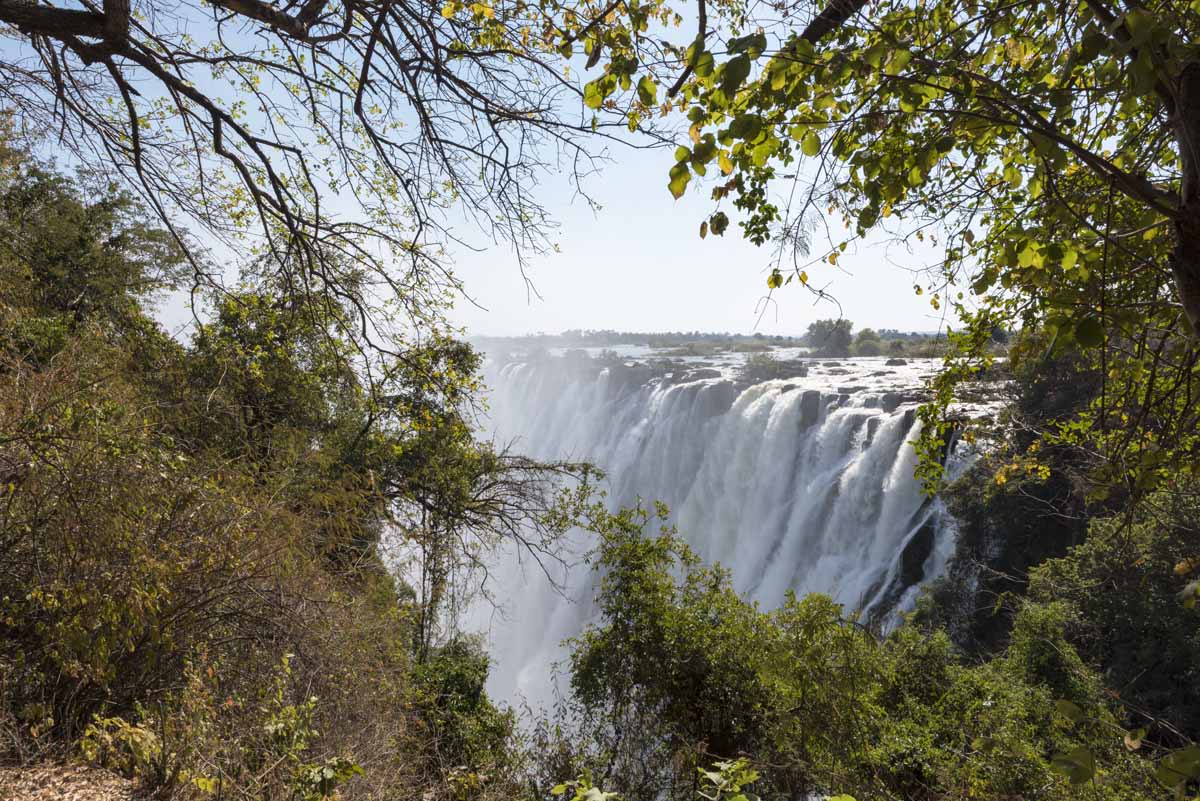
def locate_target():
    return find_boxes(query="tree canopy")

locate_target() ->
[632,0,1198,331]
[0,0,680,343]
[0,149,588,792]
[802,316,852,356]
[561,0,1200,491]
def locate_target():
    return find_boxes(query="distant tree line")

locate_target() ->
[800,319,977,359]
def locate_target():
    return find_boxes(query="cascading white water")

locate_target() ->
[468,351,967,708]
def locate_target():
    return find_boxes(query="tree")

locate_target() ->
[853,327,881,356]
[552,501,1161,801]
[0,153,595,792]
[0,144,186,358]
[802,318,852,357]
[0,0,661,340]
[566,0,1200,489]
[636,0,1198,332]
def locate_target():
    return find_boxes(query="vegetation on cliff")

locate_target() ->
[0,143,581,800]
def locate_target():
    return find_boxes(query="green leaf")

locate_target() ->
[1054,699,1085,723]
[729,114,763,141]
[585,39,603,69]
[767,270,783,289]
[1156,744,1200,787]
[721,55,752,95]
[583,80,605,110]
[710,211,729,235]
[1017,243,1038,267]
[801,130,821,156]
[751,139,775,166]
[884,48,912,75]
[1075,317,1104,347]
[1003,164,1022,188]
[1080,30,1108,62]
[857,205,879,230]
[1123,8,1155,44]
[668,162,691,199]
[1050,746,1095,784]
[637,75,658,106]
[863,43,887,68]
[728,32,768,58]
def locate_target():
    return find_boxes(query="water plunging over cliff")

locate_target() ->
[468,351,977,706]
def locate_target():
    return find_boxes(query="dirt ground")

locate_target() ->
[0,763,135,801]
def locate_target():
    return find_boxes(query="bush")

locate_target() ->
[545,504,1161,801]
[1028,482,1200,741]
[854,328,882,356]
[0,149,564,801]
[854,339,882,356]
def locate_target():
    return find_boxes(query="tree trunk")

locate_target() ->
[1173,63,1200,339]
[1172,213,1200,339]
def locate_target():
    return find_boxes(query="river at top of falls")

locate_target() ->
[464,348,988,709]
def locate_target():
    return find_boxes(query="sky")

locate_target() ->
[0,13,954,340]
[447,139,954,338]
[146,120,954,341]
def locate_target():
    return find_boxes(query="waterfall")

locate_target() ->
[467,351,967,707]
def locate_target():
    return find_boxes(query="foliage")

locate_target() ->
[551,770,622,801]
[852,328,882,357]
[0,0,663,340]
[405,638,520,794]
[569,504,784,762]
[79,716,163,780]
[543,502,1164,801]
[924,460,1092,652]
[549,0,1200,496]
[1028,481,1200,742]
[7,4,1200,794]
[0,147,577,800]
[801,318,853,357]
[696,759,760,801]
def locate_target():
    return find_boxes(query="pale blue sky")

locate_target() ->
[448,139,954,337]
[149,135,955,340]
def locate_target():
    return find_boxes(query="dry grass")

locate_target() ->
[0,762,135,801]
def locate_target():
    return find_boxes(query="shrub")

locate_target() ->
[548,504,1162,801]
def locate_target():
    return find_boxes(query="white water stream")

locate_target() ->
[467,352,972,707]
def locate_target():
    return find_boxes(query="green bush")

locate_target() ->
[548,504,1163,801]
[0,146,563,801]
[1028,482,1200,741]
